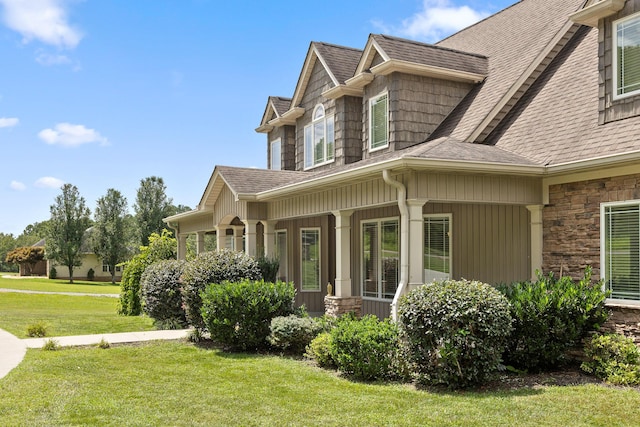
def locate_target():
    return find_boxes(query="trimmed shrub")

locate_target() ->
[87,268,95,281]
[141,259,188,329]
[267,314,322,354]
[26,322,48,338]
[200,279,296,350]
[398,279,512,388]
[329,315,399,381]
[49,267,57,280]
[497,267,609,371]
[256,255,279,283]
[119,230,176,316]
[305,332,335,368]
[581,333,640,385]
[180,249,261,330]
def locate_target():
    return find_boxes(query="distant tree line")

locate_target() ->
[1,176,189,281]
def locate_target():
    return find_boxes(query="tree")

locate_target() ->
[46,184,91,283]
[134,176,173,246]
[5,246,44,275]
[15,221,49,248]
[92,188,130,284]
[0,233,18,272]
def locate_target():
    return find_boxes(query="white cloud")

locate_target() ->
[385,0,490,42]
[34,176,64,189]
[38,123,108,147]
[10,180,26,191]
[0,117,18,128]
[35,51,71,66]
[0,0,83,49]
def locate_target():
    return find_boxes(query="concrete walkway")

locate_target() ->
[0,329,191,379]
[0,288,118,298]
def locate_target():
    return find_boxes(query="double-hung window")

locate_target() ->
[270,138,281,170]
[614,13,640,99]
[424,215,451,283]
[602,201,640,302]
[304,105,334,169]
[275,230,288,282]
[369,92,388,151]
[301,228,320,291]
[362,218,399,300]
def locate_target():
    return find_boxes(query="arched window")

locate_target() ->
[304,104,335,169]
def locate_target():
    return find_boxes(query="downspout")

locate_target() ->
[382,170,408,321]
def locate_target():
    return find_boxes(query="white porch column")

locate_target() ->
[196,231,206,255]
[331,209,354,297]
[407,199,428,291]
[232,225,245,252]
[177,234,188,261]
[527,205,544,281]
[215,226,227,251]
[262,220,277,258]
[242,220,259,257]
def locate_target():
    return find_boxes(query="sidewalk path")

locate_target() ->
[1,329,191,379]
[0,288,118,298]
[0,329,27,380]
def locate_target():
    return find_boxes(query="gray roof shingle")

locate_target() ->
[312,42,362,84]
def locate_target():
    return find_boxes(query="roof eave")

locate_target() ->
[545,150,640,175]
[370,59,486,83]
[569,0,626,27]
[322,84,364,100]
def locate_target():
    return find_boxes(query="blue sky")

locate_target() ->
[0,0,515,236]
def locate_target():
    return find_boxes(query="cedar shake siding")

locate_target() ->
[267,126,295,171]
[334,95,363,165]
[600,1,640,124]
[543,173,640,281]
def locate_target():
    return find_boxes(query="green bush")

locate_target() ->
[398,279,512,388]
[119,230,176,316]
[49,267,57,280]
[329,315,399,381]
[141,259,187,329]
[180,249,261,330]
[256,255,279,283]
[497,267,609,371]
[42,339,60,351]
[87,268,95,281]
[305,332,335,368]
[581,333,640,385]
[26,322,48,337]
[267,314,322,354]
[200,279,296,350]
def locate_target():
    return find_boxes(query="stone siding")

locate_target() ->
[601,305,640,344]
[324,296,362,318]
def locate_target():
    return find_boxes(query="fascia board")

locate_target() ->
[570,0,626,27]
[370,60,486,83]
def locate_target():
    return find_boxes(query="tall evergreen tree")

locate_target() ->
[134,176,172,246]
[46,184,91,283]
[92,189,130,284]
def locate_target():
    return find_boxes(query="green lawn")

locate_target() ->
[0,292,154,338]
[0,275,120,294]
[1,341,639,426]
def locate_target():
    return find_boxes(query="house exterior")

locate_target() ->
[164,0,640,327]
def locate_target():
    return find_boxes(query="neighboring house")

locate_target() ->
[164,0,640,327]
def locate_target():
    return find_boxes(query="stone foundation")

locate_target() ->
[600,305,640,344]
[324,296,362,318]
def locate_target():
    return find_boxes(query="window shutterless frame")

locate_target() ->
[423,214,452,284]
[613,12,640,100]
[270,138,281,170]
[361,217,399,301]
[300,228,321,292]
[303,104,335,170]
[369,92,389,151]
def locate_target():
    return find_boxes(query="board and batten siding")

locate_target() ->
[174,214,215,234]
[350,203,531,319]
[275,215,335,314]
[267,172,541,221]
[212,186,246,225]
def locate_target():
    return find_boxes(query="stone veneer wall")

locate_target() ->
[324,296,362,318]
[544,173,640,342]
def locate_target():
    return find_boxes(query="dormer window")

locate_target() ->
[304,105,335,169]
[614,13,640,99]
[369,92,388,151]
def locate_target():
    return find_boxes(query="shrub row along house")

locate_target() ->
[164,0,640,324]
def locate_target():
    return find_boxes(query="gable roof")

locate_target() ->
[256,96,291,133]
[431,0,586,143]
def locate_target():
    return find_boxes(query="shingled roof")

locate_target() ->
[313,42,362,85]
[432,0,586,142]
[369,34,488,76]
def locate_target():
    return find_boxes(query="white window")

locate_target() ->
[369,92,388,151]
[270,138,281,170]
[424,215,451,283]
[275,230,287,282]
[301,228,320,291]
[304,105,334,169]
[614,13,640,99]
[602,201,640,302]
[362,218,399,300]
[102,260,121,273]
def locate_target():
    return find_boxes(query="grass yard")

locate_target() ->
[0,341,639,426]
[0,275,120,294]
[0,292,154,338]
